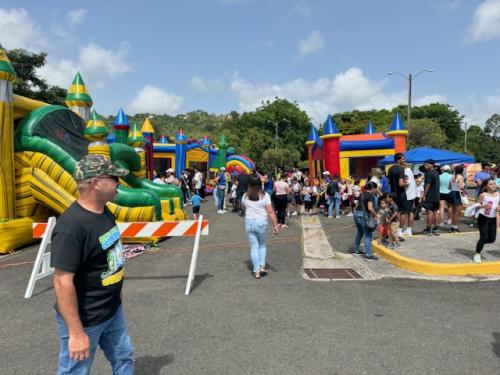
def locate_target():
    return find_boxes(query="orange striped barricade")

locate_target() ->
[26,216,209,298]
[25,216,57,299]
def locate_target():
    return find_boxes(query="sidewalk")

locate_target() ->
[373,230,500,276]
[303,209,500,281]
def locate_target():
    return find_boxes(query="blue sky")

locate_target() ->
[1,0,500,126]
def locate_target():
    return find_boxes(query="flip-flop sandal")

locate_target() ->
[253,272,261,279]
[259,268,268,275]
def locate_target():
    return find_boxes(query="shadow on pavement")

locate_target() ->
[126,273,214,293]
[135,353,174,375]
[244,260,277,272]
[492,333,500,359]
[453,248,475,260]
[30,285,54,298]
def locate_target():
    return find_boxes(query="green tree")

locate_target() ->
[261,148,301,173]
[6,48,67,105]
[484,113,500,141]
[410,103,464,142]
[231,98,310,166]
[406,119,447,149]
[465,125,500,163]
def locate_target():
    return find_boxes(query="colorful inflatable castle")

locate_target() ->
[306,112,408,181]
[150,129,255,178]
[0,44,187,253]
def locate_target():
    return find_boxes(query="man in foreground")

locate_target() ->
[51,154,134,374]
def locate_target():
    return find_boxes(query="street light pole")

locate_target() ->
[387,69,433,126]
[464,121,468,152]
[408,73,412,125]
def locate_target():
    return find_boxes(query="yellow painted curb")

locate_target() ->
[372,241,500,276]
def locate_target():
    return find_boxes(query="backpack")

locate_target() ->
[326,181,339,196]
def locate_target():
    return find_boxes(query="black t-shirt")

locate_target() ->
[51,202,124,327]
[354,192,375,212]
[388,164,405,196]
[237,174,251,194]
[424,169,440,202]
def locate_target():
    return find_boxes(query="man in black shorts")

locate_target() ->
[387,153,409,240]
[422,159,441,236]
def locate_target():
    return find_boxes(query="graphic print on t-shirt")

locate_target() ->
[99,226,125,286]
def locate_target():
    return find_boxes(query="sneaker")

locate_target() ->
[364,255,378,261]
[291,212,298,216]
[399,237,405,242]
[447,219,452,225]
[351,250,365,256]
[404,228,413,237]
[328,216,333,219]
[423,228,433,236]
[387,244,395,249]
[346,212,353,217]
[432,228,440,236]
[473,253,482,263]
[335,215,340,219]
[439,222,445,227]
[393,243,401,248]
[217,210,225,214]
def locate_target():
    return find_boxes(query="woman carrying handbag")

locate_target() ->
[352,182,378,260]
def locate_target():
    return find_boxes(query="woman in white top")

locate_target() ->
[448,165,465,233]
[242,176,279,279]
[473,179,499,263]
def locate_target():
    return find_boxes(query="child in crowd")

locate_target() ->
[414,173,424,220]
[377,197,390,246]
[190,191,202,220]
[386,193,400,248]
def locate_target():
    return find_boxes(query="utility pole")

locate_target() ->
[407,74,412,125]
[464,121,468,152]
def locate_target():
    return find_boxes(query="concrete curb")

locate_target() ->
[372,241,500,276]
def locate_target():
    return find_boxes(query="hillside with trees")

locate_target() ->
[6,47,499,167]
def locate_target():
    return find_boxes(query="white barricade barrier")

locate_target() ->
[25,217,209,298]
[24,216,57,299]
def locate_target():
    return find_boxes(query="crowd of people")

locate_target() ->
[152,160,499,265]
[48,153,498,373]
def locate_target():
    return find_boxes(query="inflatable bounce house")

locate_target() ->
[148,130,255,179]
[0,44,188,253]
[306,112,407,181]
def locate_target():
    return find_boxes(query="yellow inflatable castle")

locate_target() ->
[0,44,185,253]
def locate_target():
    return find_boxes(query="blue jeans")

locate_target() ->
[328,193,340,217]
[353,210,373,256]
[56,304,134,375]
[245,218,268,272]
[217,188,225,210]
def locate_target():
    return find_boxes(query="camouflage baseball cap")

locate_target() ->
[74,154,129,181]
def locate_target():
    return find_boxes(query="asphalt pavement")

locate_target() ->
[1,198,500,374]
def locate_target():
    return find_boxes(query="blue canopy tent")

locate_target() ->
[379,147,475,166]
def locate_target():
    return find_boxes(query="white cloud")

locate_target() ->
[37,42,133,88]
[190,76,225,93]
[128,85,183,115]
[66,9,87,28]
[413,94,448,107]
[79,42,132,79]
[452,92,500,126]
[0,8,47,51]
[297,30,325,57]
[223,68,447,124]
[294,0,313,17]
[468,0,500,42]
